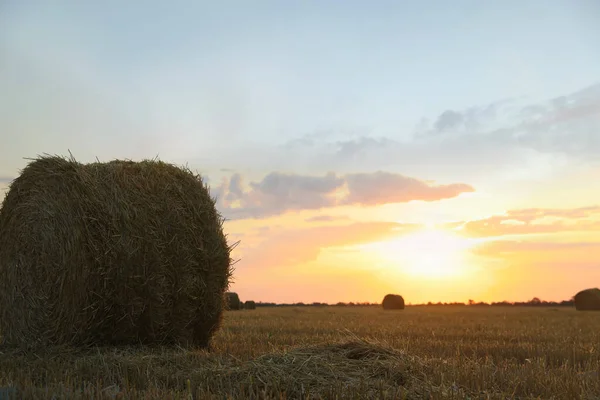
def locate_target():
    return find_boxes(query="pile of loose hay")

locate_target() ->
[1,339,428,399]
[574,288,600,311]
[218,338,424,399]
[244,300,256,310]
[382,294,405,310]
[0,154,234,349]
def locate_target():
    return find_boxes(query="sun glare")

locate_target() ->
[365,228,475,279]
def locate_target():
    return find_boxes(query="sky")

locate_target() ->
[1,1,600,304]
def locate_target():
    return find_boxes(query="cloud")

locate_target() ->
[434,110,464,133]
[217,171,345,219]
[284,129,529,186]
[238,221,421,269]
[225,82,600,184]
[216,171,474,220]
[504,206,600,220]
[430,83,600,159]
[342,171,474,206]
[454,206,600,238]
[474,240,600,256]
[305,215,350,223]
[274,82,600,184]
[226,173,244,201]
[0,176,13,184]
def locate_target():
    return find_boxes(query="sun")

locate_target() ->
[364,228,474,279]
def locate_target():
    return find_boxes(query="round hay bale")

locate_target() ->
[226,292,241,310]
[244,300,256,310]
[382,294,405,310]
[574,288,600,311]
[0,154,234,349]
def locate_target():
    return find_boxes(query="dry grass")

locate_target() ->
[1,306,600,399]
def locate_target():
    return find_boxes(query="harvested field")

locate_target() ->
[1,306,600,399]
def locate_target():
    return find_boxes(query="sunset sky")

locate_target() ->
[2,1,600,304]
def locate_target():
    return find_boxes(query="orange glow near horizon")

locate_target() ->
[225,196,600,305]
[358,227,481,280]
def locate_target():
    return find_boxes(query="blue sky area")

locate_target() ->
[1,0,599,201]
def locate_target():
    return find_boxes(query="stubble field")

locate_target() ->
[1,306,599,399]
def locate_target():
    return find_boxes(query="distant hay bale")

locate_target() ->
[574,288,600,311]
[382,294,405,310]
[244,300,256,310]
[0,154,234,349]
[226,292,241,310]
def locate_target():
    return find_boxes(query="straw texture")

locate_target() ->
[0,155,233,349]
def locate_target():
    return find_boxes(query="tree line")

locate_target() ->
[246,297,575,308]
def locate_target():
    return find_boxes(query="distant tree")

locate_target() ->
[530,297,542,305]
